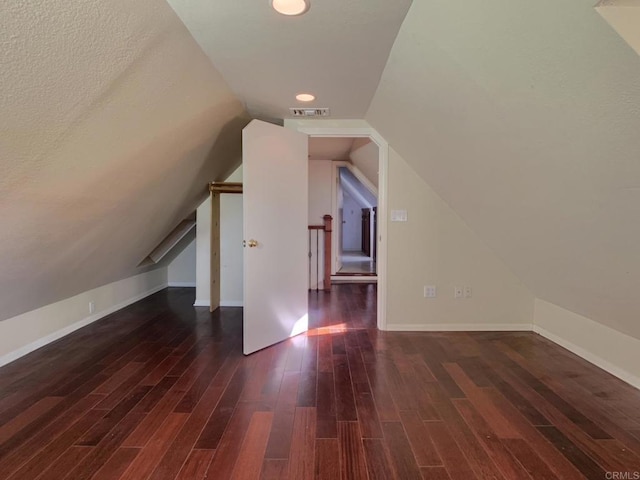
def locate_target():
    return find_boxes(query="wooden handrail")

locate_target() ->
[209,182,243,194]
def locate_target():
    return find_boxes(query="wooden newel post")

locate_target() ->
[323,215,332,292]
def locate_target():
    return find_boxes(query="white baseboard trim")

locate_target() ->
[533,325,640,391]
[384,323,533,332]
[385,320,639,390]
[0,282,168,368]
[220,300,243,307]
[193,300,243,308]
[168,282,196,288]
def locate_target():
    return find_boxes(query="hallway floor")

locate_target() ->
[337,252,376,275]
[0,286,639,479]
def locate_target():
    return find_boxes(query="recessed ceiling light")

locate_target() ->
[271,0,310,16]
[296,93,315,102]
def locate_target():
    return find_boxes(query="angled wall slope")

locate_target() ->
[0,0,248,323]
[385,147,534,330]
[368,0,640,342]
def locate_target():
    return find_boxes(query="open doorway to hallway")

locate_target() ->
[291,120,388,330]
[307,136,379,290]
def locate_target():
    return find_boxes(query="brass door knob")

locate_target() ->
[247,239,258,248]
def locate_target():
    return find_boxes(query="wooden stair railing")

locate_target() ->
[308,215,332,292]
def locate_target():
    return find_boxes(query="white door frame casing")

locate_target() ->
[284,119,389,331]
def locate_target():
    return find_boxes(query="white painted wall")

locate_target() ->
[534,299,640,390]
[194,165,244,307]
[220,193,243,306]
[386,147,534,330]
[195,196,212,307]
[168,239,196,286]
[342,192,362,251]
[309,160,333,225]
[350,140,379,188]
[0,269,168,367]
[367,0,640,341]
[308,159,333,289]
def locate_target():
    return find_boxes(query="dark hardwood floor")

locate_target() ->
[0,285,639,479]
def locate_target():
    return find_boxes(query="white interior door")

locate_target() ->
[242,120,308,355]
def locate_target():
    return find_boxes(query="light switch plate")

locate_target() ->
[391,209,408,222]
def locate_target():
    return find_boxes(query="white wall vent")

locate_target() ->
[289,107,330,117]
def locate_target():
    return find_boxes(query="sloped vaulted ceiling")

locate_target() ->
[367,0,640,338]
[0,0,248,322]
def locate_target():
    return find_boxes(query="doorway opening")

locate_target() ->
[307,136,379,285]
[299,121,388,331]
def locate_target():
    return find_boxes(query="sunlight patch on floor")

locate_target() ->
[305,323,348,337]
[289,314,309,337]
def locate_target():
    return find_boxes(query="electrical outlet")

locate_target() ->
[454,287,463,299]
[89,301,95,314]
[464,286,472,298]
[424,285,437,298]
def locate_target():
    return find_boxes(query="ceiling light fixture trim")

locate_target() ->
[296,93,315,102]
[271,0,311,16]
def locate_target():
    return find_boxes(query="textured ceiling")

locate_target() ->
[166,0,412,120]
[0,0,248,321]
[367,0,640,338]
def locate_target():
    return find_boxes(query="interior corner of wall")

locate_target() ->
[533,298,640,390]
